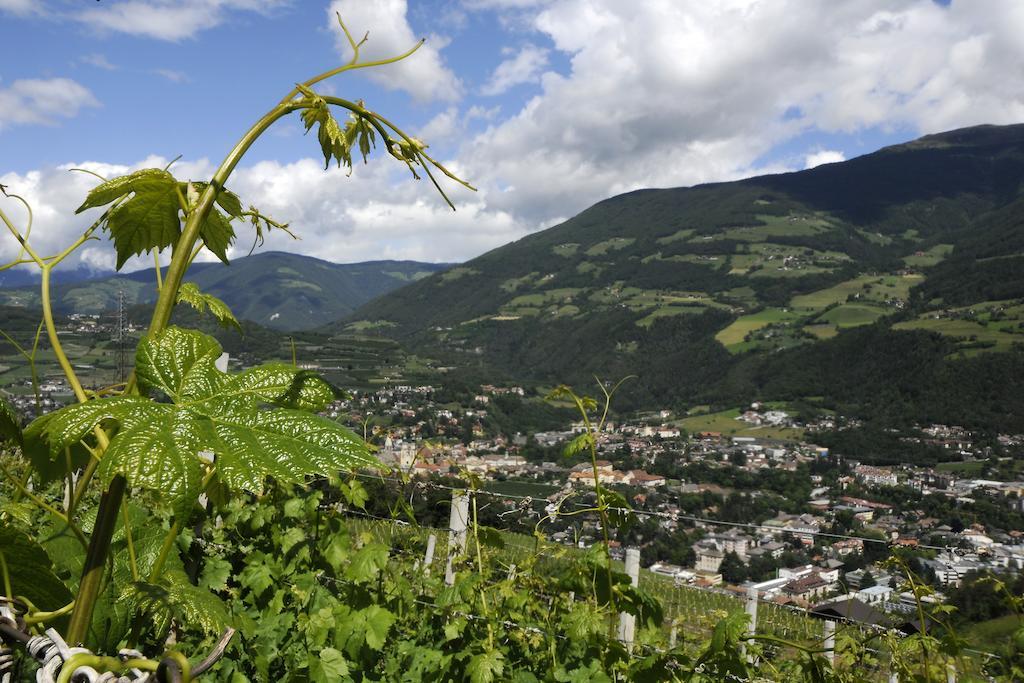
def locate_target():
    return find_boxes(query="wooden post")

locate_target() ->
[423,533,436,574]
[946,663,956,683]
[889,671,899,683]
[444,492,469,586]
[617,548,640,647]
[215,352,229,373]
[743,587,758,661]
[823,619,836,666]
[669,622,678,648]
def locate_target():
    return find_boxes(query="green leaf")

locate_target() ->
[102,170,183,269]
[322,533,349,573]
[466,649,505,683]
[601,489,636,530]
[76,168,171,213]
[199,206,235,264]
[77,170,241,269]
[136,326,223,402]
[97,408,205,521]
[345,543,389,584]
[177,282,241,331]
[0,395,22,445]
[0,524,74,611]
[122,569,231,635]
[299,90,354,170]
[358,605,395,651]
[309,647,350,682]
[239,561,274,597]
[215,187,244,218]
[31,327,375,516]
[25,396,166,454]
[198,557,232,592]
[342,479,368,509]
[563,432,595,458]
[220,365,336,412]
[188,182,244,219]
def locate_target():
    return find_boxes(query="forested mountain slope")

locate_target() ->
[344,124,1024,431]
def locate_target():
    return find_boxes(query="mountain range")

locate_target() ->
[0,252,449,331]
[339,124,1024,434]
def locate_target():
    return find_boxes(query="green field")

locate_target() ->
[903,244,953,268]
[500,272,540,293]
[805,324,839,339]
[791,274,922,310]
[701,213,833,243]
[714,308,800,349]
[815,303,886,327]
[893,316,1023,349]
[935,461,986,474]
[655,229,695,244]
[551,243,580,257]
[585,237,635,256]
[440,266,480,282]
[676,407,804,439]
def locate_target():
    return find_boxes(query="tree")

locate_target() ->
[860,570,876,589]
[720,551,748,584]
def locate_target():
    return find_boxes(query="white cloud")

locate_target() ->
[327,0,462,103]
[0,0,41,17]
[0,151,493,278]
[0,78,99,130]
[445,0,1024,229]
[79,54,119,71]
[804,150,846,169]
[75,0,289,42]
[153,68,190,83]
[481,44,549,95]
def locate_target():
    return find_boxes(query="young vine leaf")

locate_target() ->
[297,85,376,171]
[75,169,240,268]
[25,327,378,519]
[176,282,241,331]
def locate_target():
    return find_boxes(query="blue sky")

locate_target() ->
[2,0,1023,271]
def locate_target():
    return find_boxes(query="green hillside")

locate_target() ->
[341,123,1024,432]
[0,252,449,331]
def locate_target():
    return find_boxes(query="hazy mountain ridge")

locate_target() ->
[0,252,452,331]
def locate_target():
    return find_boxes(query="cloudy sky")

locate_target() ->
[2,0,1024,273]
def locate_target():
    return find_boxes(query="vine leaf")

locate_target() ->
[0,395,21,445]
[297,85,375,171]
[121,569,231,636]
[75,169,238,268]
[310,647,351,681]
[26,327,377,518]
[176,282,241,331]
[465,649,505,683]
[0,525,74,611]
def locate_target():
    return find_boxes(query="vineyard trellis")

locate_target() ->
[313,472,1001,681]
